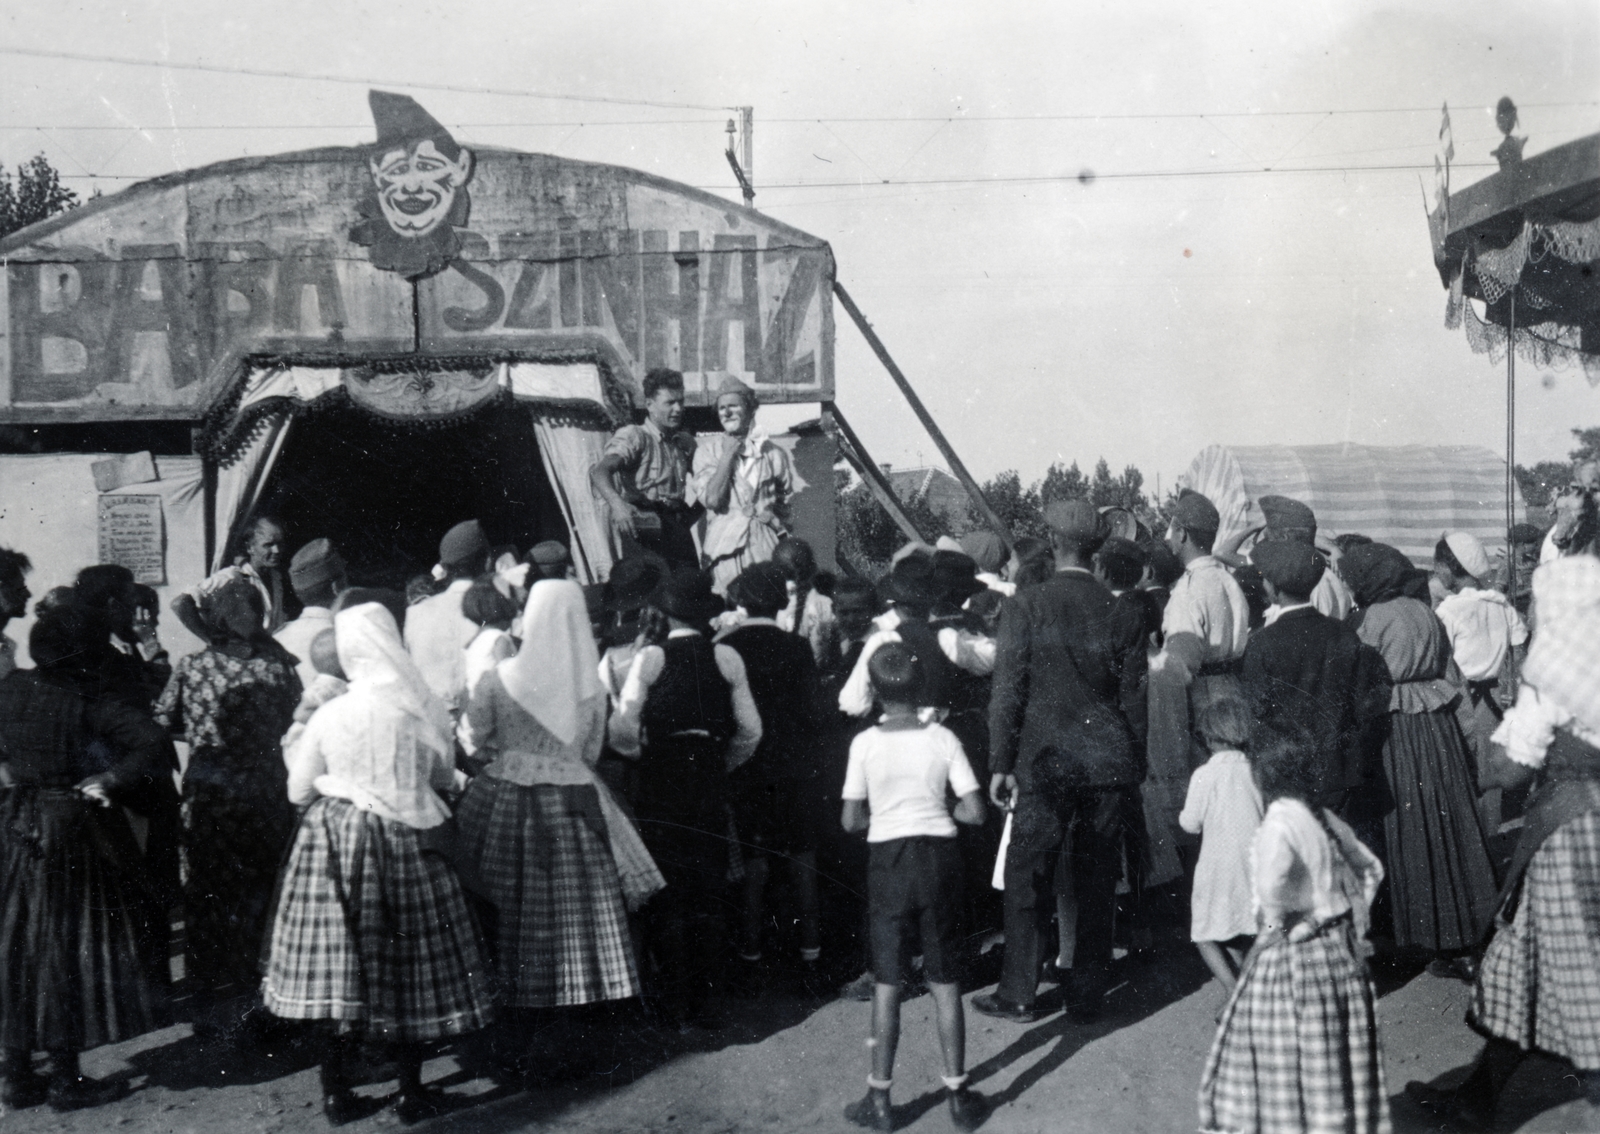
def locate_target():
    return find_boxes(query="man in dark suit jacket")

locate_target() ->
[1240,541,1391,812]
[974,501,1148,1024]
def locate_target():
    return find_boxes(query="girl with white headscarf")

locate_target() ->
[262,602,494,1126]
[457,580,663,1019]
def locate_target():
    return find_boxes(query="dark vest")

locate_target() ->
[641,634,736,745]
[895,618,952,711]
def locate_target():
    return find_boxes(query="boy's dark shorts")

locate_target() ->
[867,835,962,986]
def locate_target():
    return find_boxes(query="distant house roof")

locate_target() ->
[882,465,969,527]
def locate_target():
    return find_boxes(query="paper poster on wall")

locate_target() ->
[97,495,166,585]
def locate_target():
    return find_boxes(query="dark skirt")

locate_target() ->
[1380,708,1499,952]
[1199,920,1390,1134]
[1470,809,1600,1071]
[262,797,494,1042]
[0,787,167,1052]
[182,761,299,996]
[457,777,640,1008]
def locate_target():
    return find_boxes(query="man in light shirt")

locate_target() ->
[403,519,493,719]
[1143,491,1250,888]
[274,539,349,691]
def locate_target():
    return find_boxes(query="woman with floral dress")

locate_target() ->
[153,578,302,1036]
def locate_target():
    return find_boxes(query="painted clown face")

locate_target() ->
[369,139,474,238]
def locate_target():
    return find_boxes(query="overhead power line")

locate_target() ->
[0,44,733,112]
[2,45,1595,122]
[53,159,1497,186]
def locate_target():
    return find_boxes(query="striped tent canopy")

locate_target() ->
[1178,443,1528,567]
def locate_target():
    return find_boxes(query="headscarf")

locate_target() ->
[1523,556,1600,737]
[336,602,454,759]
[200,576,264,642]
[495,579,602,747]
[1339,542,1415,608]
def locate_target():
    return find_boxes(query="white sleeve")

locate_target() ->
[1492,683,1568,769]
[840,629,899,718]
[945,730,981,798]
[608,646,665,758]
[285,710,330,806]
[714,643,764,770]
[939,627,996,675]
[841,731,871,801]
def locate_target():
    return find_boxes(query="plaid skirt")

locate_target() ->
[1469,809,1600,1071]
[1199,919,1391,1134]
[0,787,167,1052]
[261,798,494,1041]
[456,777,641,1008]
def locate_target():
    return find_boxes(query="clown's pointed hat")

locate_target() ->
[368,90,458,154]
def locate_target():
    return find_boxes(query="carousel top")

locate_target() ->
[1428,99,1600,382]
[0,91,836,422]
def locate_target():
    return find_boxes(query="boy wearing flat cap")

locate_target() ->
[1240,541,1391,814]
[1143,491,1251,888]
[273,538,349,691]
[404,519,494,718]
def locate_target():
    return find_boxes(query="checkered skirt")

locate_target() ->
[456,777,641,1008]
[1470,809,1600,1071]
[1199,921,1391,1134]
[261,798,495,1041]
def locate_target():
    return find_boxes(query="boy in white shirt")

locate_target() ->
[840,644,988,1133]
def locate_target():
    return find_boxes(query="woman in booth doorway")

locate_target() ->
[153,578,302,1040]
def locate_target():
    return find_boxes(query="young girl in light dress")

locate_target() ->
[1198,725,1390,1134]
[1178,697,1263,1009]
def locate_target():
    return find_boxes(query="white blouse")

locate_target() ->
[1251,798,1383,939]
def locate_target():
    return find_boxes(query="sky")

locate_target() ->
[2,0,1597,492]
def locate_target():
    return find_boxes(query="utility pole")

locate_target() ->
[725,108,755,206]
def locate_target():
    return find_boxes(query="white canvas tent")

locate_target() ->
[1179,443,1528,566]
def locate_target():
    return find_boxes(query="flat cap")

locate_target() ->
[1443,531,1490,580]
[1258,494,1317,534]
[289,538,346,590]
[1251,540,1325,597]
[1044,499,1105,543]
[960,530,1008,573]
[1171,491,1220,534]
[530,540,570,567]
[438,519,489,568]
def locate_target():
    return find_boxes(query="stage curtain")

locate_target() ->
[212,413,293,571]
[528,413,616,585]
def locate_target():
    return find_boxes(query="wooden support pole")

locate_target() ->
[823,400,927,546]
[832,281,1013,549]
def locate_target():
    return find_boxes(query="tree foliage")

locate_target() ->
[0,154,79,240]
[1515,426,1600,508]
[835,450,1155,576]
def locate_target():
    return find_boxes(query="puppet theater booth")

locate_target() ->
[0,92,840,663]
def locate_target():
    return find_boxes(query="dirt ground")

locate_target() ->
[7,947,1598,1134]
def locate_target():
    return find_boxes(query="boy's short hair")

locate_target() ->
[1096,537,1148,590]
[131,583,160,613]
[867,642,923,704]
[1197,695,1253,750]
[1249,722,1322,804]
[310,627,346,681]
[462,578,519,627]
[642,367,684,402]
